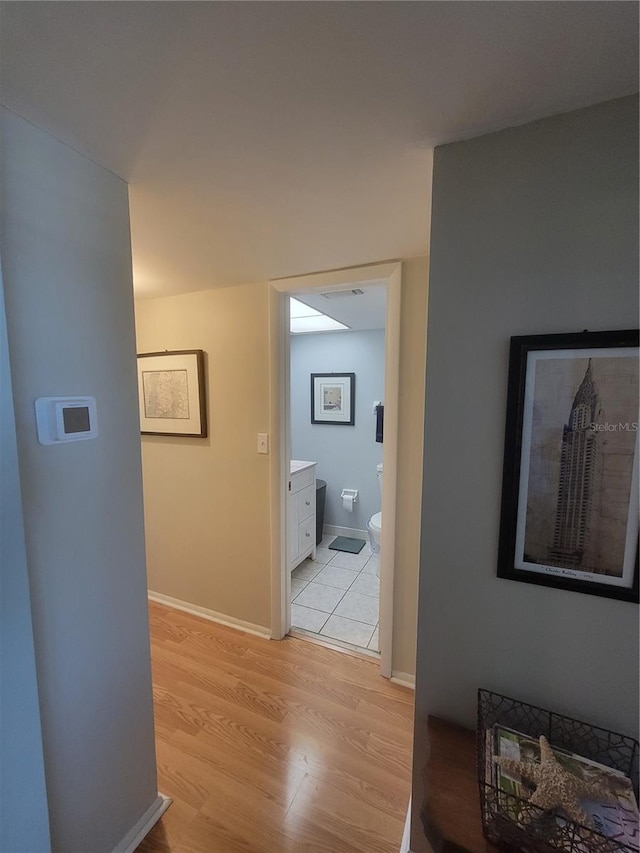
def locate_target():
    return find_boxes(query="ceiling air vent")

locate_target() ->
[320,288,365,299]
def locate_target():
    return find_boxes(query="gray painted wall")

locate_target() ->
[291,329,384,531]
[0,265,51,852]
[1,110,158,853]
[412,96,639,849]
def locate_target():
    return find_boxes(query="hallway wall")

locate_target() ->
[0,263,50,852]
[135,282,272,632]
[412,95,639,850]
[1,109,158,853]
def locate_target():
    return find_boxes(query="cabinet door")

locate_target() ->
[288,492,298,569]
[297,483,315,523]
[298,515,315,560]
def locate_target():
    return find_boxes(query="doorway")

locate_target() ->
[269,262,402,677]
[287,287,386,654]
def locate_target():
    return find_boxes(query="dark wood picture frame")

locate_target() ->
[310,372,356,426]
[497,329,639,602]
[137,349,207,438]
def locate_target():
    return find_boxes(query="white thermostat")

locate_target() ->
[35,396,98,445]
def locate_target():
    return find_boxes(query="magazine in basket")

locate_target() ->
[487,725,639,849]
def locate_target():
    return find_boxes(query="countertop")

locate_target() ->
[290,460,316,475]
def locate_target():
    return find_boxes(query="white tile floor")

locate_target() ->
[290,535,380,652]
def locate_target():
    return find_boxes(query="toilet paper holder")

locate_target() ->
[340,489,359,511]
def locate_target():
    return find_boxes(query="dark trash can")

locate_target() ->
[315,479,327,545]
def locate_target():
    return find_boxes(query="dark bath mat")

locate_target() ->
[328,536,366,554]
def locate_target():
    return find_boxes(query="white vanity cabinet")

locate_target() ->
[288,461,317,572]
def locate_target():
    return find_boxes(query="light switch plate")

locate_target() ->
[257,433,269,454]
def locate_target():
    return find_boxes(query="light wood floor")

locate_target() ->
[137,601,414,853]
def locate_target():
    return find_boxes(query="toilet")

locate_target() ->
[367,463,383,558]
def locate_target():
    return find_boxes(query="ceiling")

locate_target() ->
[1,2,637,299]
[293,283,387,332]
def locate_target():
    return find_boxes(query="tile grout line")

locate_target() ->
[299,581,379,600]
[325,612,379,629]
[292,581,379,614]
[292,594,379,633]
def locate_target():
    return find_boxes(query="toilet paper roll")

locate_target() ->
[342,494,354,512]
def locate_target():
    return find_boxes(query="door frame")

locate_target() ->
[268,261,402,678]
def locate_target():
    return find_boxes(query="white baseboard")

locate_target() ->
[323,524,369,539]
[400,798,412,852]
[391,671,415,689]
[148,591,271,639]
[111,793,172,853]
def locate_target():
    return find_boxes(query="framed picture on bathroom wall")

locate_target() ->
[497,329,639,602]
[137,349,207,437]
[311,373,355,425]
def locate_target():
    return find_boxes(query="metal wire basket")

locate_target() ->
[477,689,639,853]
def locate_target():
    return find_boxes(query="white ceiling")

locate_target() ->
[293,283,387,332]
[1,2,637,299]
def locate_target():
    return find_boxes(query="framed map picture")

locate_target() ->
[137,350,207,437]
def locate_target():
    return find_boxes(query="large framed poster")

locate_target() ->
[497,330,638,602]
